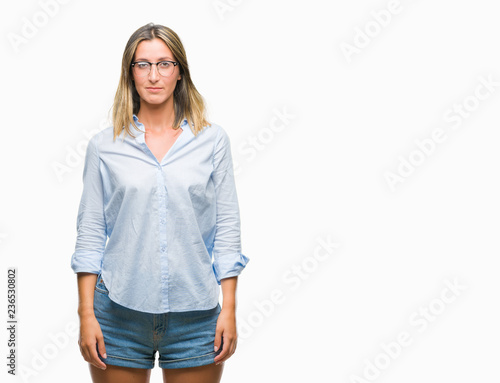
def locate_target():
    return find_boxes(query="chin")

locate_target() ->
[141,97,170,106]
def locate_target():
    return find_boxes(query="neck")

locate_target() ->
[137,98,176,133]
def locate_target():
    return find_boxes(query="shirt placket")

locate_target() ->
[156,163,169,311]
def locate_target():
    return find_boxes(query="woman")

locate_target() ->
[71,22,249,383]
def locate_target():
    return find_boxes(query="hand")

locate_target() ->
[78,313,107,370]
[213,307,237,365]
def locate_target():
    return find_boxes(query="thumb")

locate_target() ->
[214,327,223,352]
[97,336,107,359]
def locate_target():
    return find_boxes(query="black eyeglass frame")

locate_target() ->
[130,60,179,76]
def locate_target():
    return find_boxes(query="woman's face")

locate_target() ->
[132,38,181,109]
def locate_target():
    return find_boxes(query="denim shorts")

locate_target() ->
[93,274,223,369]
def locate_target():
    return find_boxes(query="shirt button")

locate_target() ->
[160,218,166,224]
[160,245,166,252]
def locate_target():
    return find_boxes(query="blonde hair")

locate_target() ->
[110,23,210,141]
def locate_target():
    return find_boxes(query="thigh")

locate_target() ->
[158,304,222,369]
[162,362,223,383]
[90,364,152,383]
[93,275,156,369]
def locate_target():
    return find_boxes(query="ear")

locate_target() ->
[177,75,181,81]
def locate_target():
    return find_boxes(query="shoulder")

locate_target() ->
[88,126,116,147]
[84,126,114,158]
[189,121,229,147]
[201,122,230,144]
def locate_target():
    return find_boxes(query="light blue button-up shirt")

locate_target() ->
[71,114,249,314]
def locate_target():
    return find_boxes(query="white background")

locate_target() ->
[1,0,499,382]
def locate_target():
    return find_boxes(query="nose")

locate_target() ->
[148,64,160,82]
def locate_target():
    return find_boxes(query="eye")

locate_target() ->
[136,62,149,69]
[158,61,171,68]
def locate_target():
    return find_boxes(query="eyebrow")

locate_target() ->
[134,56,174,61]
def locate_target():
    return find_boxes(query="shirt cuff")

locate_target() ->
[71,250,103,274]
[212,252,250,285]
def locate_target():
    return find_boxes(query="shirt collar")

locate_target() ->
[132,114,188,130]
[131,114,190,145]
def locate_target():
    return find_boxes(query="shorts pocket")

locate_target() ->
[95,273,109,295]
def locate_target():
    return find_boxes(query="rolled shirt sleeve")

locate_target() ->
[70,134,107,274]
[211,127,249,284]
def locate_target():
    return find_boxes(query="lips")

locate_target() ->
[146,87,163,93]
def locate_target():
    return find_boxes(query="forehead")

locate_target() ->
[134,38,174,60]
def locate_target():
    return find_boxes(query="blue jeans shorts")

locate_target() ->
[93,274,223,369]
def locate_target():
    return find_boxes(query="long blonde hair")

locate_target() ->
[111,23,210,141]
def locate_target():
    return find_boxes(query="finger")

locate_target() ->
[97,336,107,360]
[80,342,98,367]
[214,327,223,353]
[230,338,237,356]
[78,333,93,363]
[215,335,237,364]
[79,342,90,363]
[89,343,107,370]
[213,333,227,364]
[79,338,92,363]
[214,335,233,364]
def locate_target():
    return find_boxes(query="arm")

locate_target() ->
[71,134,108,369]
[214,276,238,365]
[210,126,250,364]
[210,127,249,284]
[77,273,107,370]
[71,134,107,275]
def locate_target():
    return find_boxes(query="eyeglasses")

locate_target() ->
[131,60,179,77]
